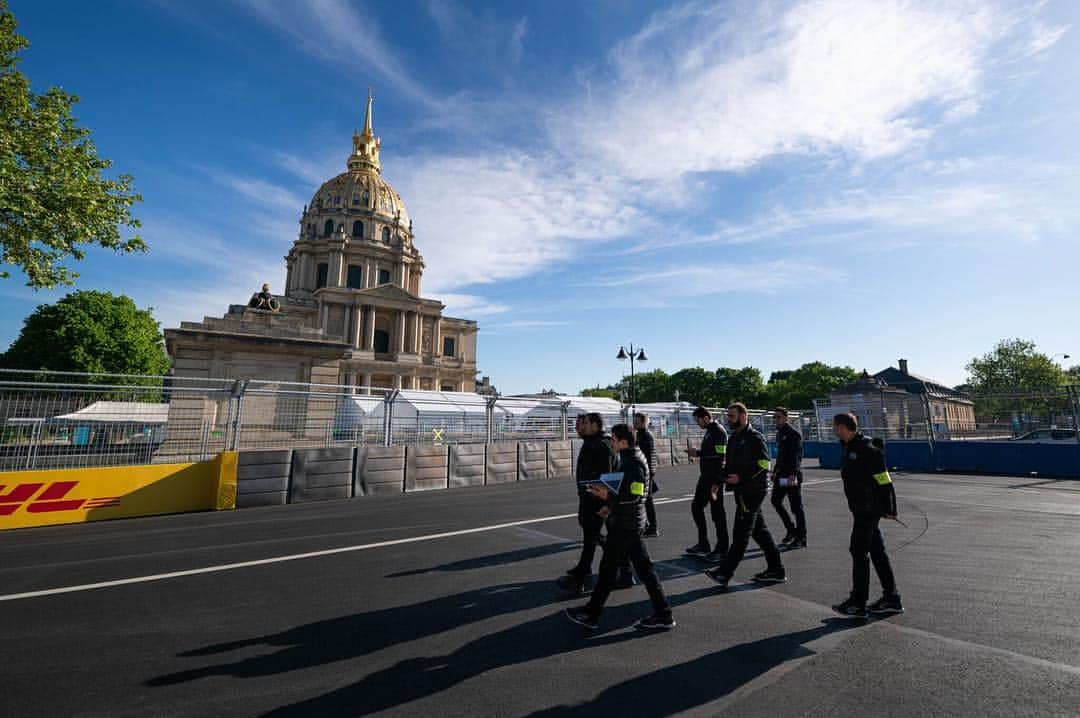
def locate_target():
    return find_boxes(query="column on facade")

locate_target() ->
[363,373,373,395]
[363,258,372,288]
[365,305,376,351]
[412,311,421,354]
[328,246,344,288]
[434,317,443,357]
[299,253,312,291]
[396,310,406,353]
[351,305,363,348]
[285,261,294,292]
[393,375,402,390]
[398,263,408,288]
[319,302,328,329]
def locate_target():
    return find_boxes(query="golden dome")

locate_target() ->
[309,171,410,227]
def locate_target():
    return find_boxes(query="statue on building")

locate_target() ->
[248,283,281,312]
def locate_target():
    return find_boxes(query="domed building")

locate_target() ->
[165,96,479,394]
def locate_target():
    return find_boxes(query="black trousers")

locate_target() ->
[717,488,783,577]
[574,496,606,573]
[645,492,658,529]
[771,482,806,538]
[691,476,727,550]
[585,527,670,619]
[849,513,897,603]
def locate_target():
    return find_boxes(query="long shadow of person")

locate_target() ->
[148,579,571,687]
[526,618,869,717]
[257,586,721,717]
[385,542,581,578]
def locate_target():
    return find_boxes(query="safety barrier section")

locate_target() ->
[933,442,1080,478]
[406,445,449,492]
[518,441,548,481]
[547,441,572,479]
[486,442,518,484]
[0,452,237,530]
[448,444,486,488]
[355,446,406,496]
[236,449,291,508]
[289,448,355,503]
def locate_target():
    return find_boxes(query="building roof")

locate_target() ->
[873,367,972,402]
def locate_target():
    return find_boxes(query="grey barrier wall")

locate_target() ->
[289,447,354,503]
[518,441,548,480]
[236,449,291,508]
[406,445,449,492]
[233,436,685,509]
[673,438,691,465]
[449,443,486,488]
[547,440,572,479]
[654,438,673,468]
[355,446,406,495]
[486,441,518,484]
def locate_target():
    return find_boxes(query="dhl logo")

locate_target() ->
[0,481,120,516]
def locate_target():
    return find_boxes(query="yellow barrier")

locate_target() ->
[0,452,237,530]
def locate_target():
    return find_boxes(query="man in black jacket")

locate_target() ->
[831,413,904,617]
[634,412,661,537]
[686,407,728,562]
[561,413,614,594]
[565,423,674,631]
[706,403,786,590]
[771,407,807,548]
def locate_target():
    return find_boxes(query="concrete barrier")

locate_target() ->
[654,438,673,467]
[673,438,691,465]
[518,441,548,480]
[934,441,1080,478]
[289,448,354,503]
[547,440,572,478]
[486,442,518,484]
[236,449,290,508]
[406,445,449,492]
[355,446,406,495]
[449,444,486,488]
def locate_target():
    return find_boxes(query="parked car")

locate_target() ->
[1008,429,1079,442]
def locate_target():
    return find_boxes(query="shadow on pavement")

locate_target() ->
[256,586,720,717]
[527,618,867,717]
[385,541,581,578]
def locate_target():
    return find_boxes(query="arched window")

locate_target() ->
[323,219,334,237]
[352,220,364,237]
[381,227,391,243]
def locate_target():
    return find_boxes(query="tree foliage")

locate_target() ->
[0,1,143,288]
[965,339,1066,391]
[0,290,169,381]
[580,361,857,409]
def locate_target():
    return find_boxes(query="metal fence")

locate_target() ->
[812,386,1080,443]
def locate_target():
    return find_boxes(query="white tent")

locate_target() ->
[50,401,170,424]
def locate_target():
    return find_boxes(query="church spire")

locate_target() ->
[347,89,381,175]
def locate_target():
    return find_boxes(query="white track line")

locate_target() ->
[0,478,841,602]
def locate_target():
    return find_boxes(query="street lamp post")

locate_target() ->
[616,344,648,414]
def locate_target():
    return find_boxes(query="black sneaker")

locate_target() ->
[787,536,807,549]
[564,607,599,629]
[752,568,787,584]
[780,531,796,545]
[565,565,589,578]
[684,542,710,557]
[705,568,730,591]
[832,598,868,618]
[704,549,725,564]
[642,526,660,538]
[634,613,676,631]
[615,570,638,589]
[557,574,590,594]
[868,594,904,615]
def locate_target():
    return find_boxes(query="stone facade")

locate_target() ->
[165,95,479,394]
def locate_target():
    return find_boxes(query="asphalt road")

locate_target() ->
[2,463,1079,717]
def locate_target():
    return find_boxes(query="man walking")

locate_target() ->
[565,424,675,631]
[706,403,786,590]
[634,412,661,537]
[771,407,807,548]
[831,413,904,617]
[560,413,613,594]
[685,407,728,562]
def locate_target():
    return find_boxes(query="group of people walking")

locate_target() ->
[561,405,904,630]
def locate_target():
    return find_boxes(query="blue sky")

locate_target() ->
[3,0,1078,395]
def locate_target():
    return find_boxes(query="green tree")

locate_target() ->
[965,339,1066,391]
[714,366,766,407]
[765,362,859,409]
[1,2,143,288]
[1066,366,1080,384]
[669,367,719,407]
[580,386,618,399]
[0,290,169,381]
